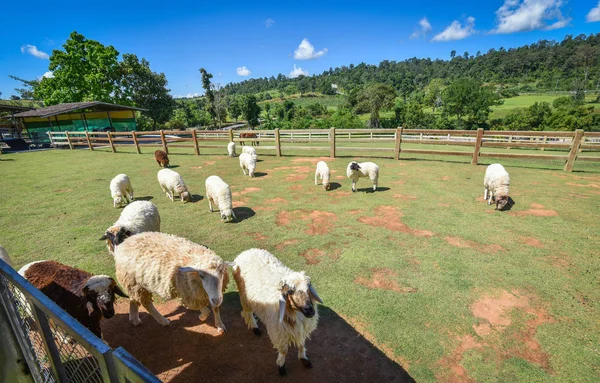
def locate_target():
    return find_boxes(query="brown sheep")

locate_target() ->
[154,150,170,168]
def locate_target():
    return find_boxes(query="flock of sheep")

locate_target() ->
[0,139,512,377]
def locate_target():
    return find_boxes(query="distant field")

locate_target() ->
[491,93,600,118]
[261,94,347,110]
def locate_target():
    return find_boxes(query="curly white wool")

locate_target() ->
[110,174,134,208]
[157,168,190,203]
[227,141,236,157]
[484,163,510,210]
[205,176,236,222]
[102,201,161,254]
[314,161,331,190]
[242,146,257,159]
[346,161,379,192]
[239,153,257,177]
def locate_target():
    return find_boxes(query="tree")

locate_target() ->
[424,78,444,113]
[8,75,39,100]
[442,78,500,128]
[199,68,216,123]
[242,95,261,128]
[450,50,456,59]
[228,96,242,122]
[115,54,176,129]
[211,83,228,128]
[355,84,397,128]
[36,31,120,105]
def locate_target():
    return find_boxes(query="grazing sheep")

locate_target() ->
[346,161,379,192]
[100,201,161,254]
[242,146,258,159]
[314,161,331,190]
[157,168,191,203]
[114,232,234,333]
[19,260,128,338]
[0,245,11,266]
[484,163,511,210]
[227,141,236,157]
[110,174,134,208]
[239,152,257,177]
[233,249,323,376]
[205,176,236,223]
[154,150,170,168]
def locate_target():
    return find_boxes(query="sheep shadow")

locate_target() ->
[0,158,15,161]
[232,207,256,223]
[166,165,180,169]
[328,182,342,191]
[252,172,268,178]
[357,186,391,193]
[102,293,415,383]
[134,196,154,201]
[189,194,204,203]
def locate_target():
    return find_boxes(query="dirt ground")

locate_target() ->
[102,295,414,383]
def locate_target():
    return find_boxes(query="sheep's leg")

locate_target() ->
[128,186,134,201]
[315,171,319,185]
[298,342,312,368]
[208,196,214,212]
[372,174,378,191]
[276,344,288,376]
[199,306,211,321]
[113,199,117,208]
[484,187,488,201]
[488,194,493,205]
[140,296,170,326]
[129,300,142,326]
[241,166,247,176]
[352,180,357,192]
[212,306,226,333]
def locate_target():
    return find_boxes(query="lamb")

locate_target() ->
[110,174,134,208]
[154,150,170,168]
[100,201,161,254]
[18,260,128,338]
[0,245,11,266]
[227,141,236,157]
[157,168,191,203]
[239,152,257,177]
[484,163,511,210]
[114,232,234,333]
[242,145,258,159]
[232,249,323,376]
[205,176,236,222]
[314,161,331,190]
[346,161,379,192]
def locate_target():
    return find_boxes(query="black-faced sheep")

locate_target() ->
[154,150,170,168]
[100,201,161,254]
[484,163,510,210]
[346,161,379,192]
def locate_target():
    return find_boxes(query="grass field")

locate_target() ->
[1,148,599,382]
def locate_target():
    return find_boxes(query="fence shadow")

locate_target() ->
[102,293,414,383]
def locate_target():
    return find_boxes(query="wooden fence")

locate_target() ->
[46,128,600,172]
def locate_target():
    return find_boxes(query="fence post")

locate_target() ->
[30,305,69,382]
[394,127,403,160]
[275,128,281,157]
[107,131,116,153]
[564,129,584,172]
[65,131,73,150]
[541,135,547,151]
[132,131,141,154]
[85,131,93,151]
[228,129,233,142]
[192,130,200,155]
[330,127,336,158]
[160,130,168,154]
[471,128,484,165]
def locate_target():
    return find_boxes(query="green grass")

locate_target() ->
[1,148,599,382]
[491,93,600,118]
[261,94,347,111]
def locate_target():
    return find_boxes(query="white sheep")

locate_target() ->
[227,141,237,157]
[314,161,331,190]
[110,174,134,208]
[484,163,511,210]
[232,249,323,376]
[0,245,11,267]
[100,201,161,254]
[205,176,236,223]
[346,161,379,192]
[239,152,257,177]
[157,168,191,203]
[114,232,234,333]
[242,146,258,159]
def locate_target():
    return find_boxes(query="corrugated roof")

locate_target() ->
[0,104,35,113]
[12,102,147,118]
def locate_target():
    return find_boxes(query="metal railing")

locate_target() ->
[0,260,160,383]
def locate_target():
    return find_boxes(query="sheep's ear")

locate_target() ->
[309,284,323,304]
[278,295,287,323]
[99,234,108,241]
[179,266,197,273]
[86,301,95,316]
[113,284,128,298]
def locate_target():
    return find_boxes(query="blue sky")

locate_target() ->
[1,0,600,98]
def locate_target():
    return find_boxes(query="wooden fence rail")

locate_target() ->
[46,128,600,172]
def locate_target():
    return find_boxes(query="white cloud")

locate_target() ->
[491,0,570,34]
[293,38,327,60]
[410,17,433,39]
[289,64,309,78]
[41,71,54,79]
[432,17,476,42]
[173,93,201,98]
[20,44,49,59]
[236,66,251,76]
[266,18,275,27]
[587,2,600,22]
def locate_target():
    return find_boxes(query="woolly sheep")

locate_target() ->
[100,201,161,254]
[484,163,511,210]
[0,245,11,267]
[19,260,128,338]
[233,249,323,376]
[157,168,191,203]
[239,152,257,177]
[205,176,236,223]
[110,174,134,208]
[346,161,379,192]
[242,145,258,159]
[227,141,236,157]
[154,150,170,168]
[314,161,331,190]
[114,232,234,333]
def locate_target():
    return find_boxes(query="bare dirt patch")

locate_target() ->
[291,157,332,165]
[299,244,342,265]
[265,197,287,204]
[437,335,482,383]
[232,198,248,208]
[288,184,303,191]
[566,182,600,189]
[275,239,299,250]
[335,175,346,180]
[355,268,417,294]
[568,193,589,199]
[510,204,558,217]
[471,291,529,327]
[530,203,545,209]
[189,166,203,170]
[445,236,504,253]
[246,232,268,241]
[348,209,363,215]
[286,173,307,181]
[231,187,261,197]
[393,194,417,201]
[358,206,434,237]
[53,188,72,193]
[441,176,452,181]
[438,203,451,207]
[203,161,216,166]
[276,210,337,235]
[518,236,544,248]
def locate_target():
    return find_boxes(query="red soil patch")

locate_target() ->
[546,255,570,270]
[518,236,544,248]
[438,203,451,207]
[275,239,299,250]
[471,291,529,327]
[291,157,332,165]
[232,198,248,208]
[288,184,303,191]
[335,175,346,180]
[265,197,287,204]
[231,187,261,197]
[203,161,216,165]
[393,194,417,201]
[358,206,434,237]
[437,335,482,383]
[286,173,307,181]
[103,300,412,383]
[445,236,504,253]
[355,268,417,294]
[299,244,342,265]
[440,176,452,181]
[510,204,558,217]
[473,323,492,337]
[247,232,268,241]
[276,210,337,235]
[189,166,203,170]
[566,182,600,189]
[568,193,589,199]
[347,209,363,215]
[530,203,545,209]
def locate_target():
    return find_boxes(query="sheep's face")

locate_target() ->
[100,226,133,254]
[221,209,235,223]
[180,261,234,308]
[495,195,509,211]
[280,274,323,320]
[83,276,128,320]
[350,162,361,172]
[180,191,191,203]
[113,197,123,207]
